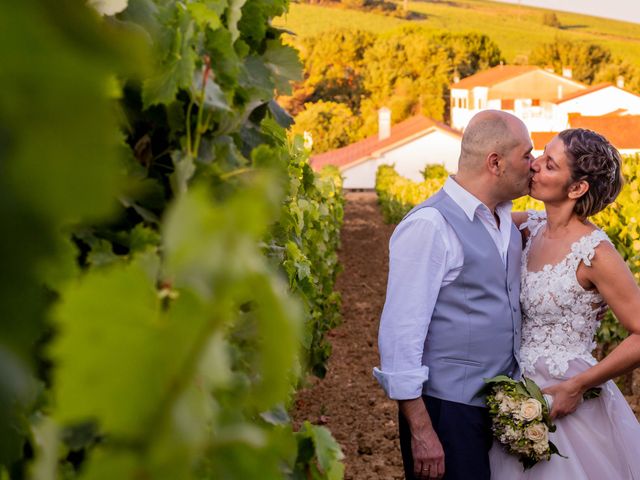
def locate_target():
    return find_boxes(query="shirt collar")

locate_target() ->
[443,176,513,222]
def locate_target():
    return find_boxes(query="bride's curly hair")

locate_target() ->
[558,128,624,218]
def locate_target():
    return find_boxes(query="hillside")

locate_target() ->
[274,0,640,65]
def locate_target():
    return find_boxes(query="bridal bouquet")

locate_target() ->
[484,375,602,469]
[484,376,560,469]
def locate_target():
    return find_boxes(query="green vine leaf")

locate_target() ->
[227,0,248,43]
[192,71,231,111]
[263,41,302,93]
[170,151,197,196]
[142,11,197,108]
[187,3,222,30]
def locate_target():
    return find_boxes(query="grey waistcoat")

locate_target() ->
[404,189,522,407]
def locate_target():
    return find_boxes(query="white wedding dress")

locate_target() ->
[489,211,640,479]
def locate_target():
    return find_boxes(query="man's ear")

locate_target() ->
[486,152,502,176]
[568,180,589,199]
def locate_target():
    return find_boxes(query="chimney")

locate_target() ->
[617,75,625,88]
[453,74,460,84]
[557,85,563,100]
[562,66,572,78]
[378,107,391,141]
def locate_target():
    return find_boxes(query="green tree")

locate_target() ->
[359,28,502,134]
[542,12,561,28]
[530,38,612,84]
[432,31,504,79]
[288,28,502,148]
[594,60,640,94]
[282,29,375,114]
[292,100,362,153]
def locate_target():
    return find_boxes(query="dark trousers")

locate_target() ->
[398,396,492,480]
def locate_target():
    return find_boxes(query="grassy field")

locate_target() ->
[274,0,640,65]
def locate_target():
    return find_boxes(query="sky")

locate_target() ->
[494,0,640,25]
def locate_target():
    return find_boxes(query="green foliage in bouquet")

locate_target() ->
[484,376,561,470]
[485,375,601,470]
[1,0,345,478]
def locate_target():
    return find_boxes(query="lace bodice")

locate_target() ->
[519,211,612,377]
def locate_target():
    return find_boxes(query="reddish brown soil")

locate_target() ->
[292,191,640,480]
[292,192,403,479]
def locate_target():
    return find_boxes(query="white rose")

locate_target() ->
[525,423,548,443]
[519,398,543,421]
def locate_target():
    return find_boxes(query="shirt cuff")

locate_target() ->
[372,366,429,400]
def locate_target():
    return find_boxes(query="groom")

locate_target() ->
[373,110,534,480]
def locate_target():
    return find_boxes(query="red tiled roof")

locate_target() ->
[451,65,539,90]
[310,115,461,170]
[531,131,558,150]
[568,114,640,150]
[531,114,640,150]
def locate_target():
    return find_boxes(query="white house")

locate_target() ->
[553,82,640,126]
[450,66,640,135]
[310,109,462,189]
[450,65,587,132]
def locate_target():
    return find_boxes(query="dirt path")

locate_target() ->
[292,191,403,479]
[292,191,640,479]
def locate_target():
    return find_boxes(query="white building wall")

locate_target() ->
[450,88,472,130]
[620,149,640,156]
[558,87,640,117]
[473,87,489,110]
[519,104,567,131]
[451,108,474,130]
[341,131,461,189]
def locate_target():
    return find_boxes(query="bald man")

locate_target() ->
[374,111,534,480]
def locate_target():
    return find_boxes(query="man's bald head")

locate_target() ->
[458,110,528,173]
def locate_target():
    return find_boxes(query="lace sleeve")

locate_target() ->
[570,230,613,267]
[519,210,547,237]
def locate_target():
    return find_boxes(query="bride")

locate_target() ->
[489,128,640,479]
